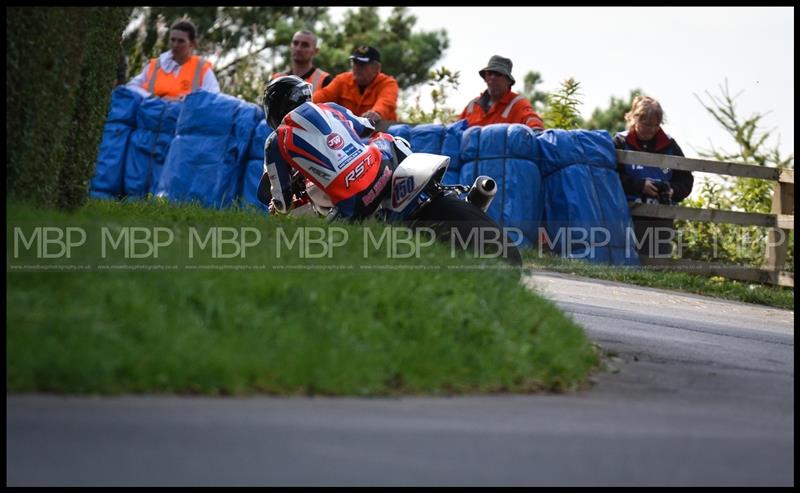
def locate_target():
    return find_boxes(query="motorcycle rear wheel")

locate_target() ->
[409,195,523,267]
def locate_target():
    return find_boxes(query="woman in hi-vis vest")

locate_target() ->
[127,19,220,101]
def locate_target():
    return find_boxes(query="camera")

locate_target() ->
[654,181,672,205]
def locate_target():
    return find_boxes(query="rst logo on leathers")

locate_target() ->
[392,176,415,208]
[344,153,375,189]
[327,133,344,150]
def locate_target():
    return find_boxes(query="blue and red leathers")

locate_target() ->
[263,101,406,219]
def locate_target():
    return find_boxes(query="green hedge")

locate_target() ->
[7,7,132,210]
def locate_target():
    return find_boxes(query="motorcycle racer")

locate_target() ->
[260,75,411,219]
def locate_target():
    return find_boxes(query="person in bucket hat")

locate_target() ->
[460,54,544,130]
[312,44,398,125]
[480,54,516,85]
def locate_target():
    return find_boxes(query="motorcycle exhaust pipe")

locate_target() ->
[467,175,497,212]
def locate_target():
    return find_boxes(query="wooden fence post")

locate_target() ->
[617,150,794,286]
[763,179,794,281]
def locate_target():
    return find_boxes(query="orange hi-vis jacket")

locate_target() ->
[312,72,398,121]
[272,67,331,93]
[460,90,544,130]
[142,55,212,99]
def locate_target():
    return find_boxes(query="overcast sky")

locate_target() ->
[329,6,794,161]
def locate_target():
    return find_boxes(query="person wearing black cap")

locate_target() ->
[460,54,544,131]
[312,45,399,126]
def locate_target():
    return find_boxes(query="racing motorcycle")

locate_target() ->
[259,151,523,267]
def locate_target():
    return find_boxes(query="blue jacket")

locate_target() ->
[614,127,693,204]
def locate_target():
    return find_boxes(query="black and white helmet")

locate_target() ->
[263,75,312,129]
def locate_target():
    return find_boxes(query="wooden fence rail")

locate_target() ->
[617,150,794,287]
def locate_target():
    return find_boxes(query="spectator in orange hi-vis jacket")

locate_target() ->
[127,19,219,101]
[312,45,398,126]
[460,55,544,131]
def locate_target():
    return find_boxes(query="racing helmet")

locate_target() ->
[263,75,313,129]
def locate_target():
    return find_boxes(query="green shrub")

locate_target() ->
[7,7,132,210]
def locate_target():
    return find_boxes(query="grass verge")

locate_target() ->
[522,250,793,310]
[7,199,598,396]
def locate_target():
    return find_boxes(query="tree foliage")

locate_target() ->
[520,70,548,114]
[583,89,642,135]
[123,7,328,102]
[122,7,448,103]
[399,67,461,124]
[315,7,448,90]
[694,79,793,169]
[542,78,584,130]
[677,80,794,270]
[8,7,132,209]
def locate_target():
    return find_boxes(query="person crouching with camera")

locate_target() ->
[614,95,694,258]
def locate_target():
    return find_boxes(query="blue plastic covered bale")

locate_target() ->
[240,119,272,213]
[409,123,445,153]
[442,169,462,186]
[233,101,266,202]
[530,128,585,177]
[248,119,270,161]
[106,85,143,125]
[231,99,265,161]
[386,123,411,143]
[573,130,619,170]
[123,96,181,198]
[541,164,609,262]
[89,86,143,199]
[408,120,468,185]
[91,125,134,200]
[409,123,453,182]
[459,123,543,246]
[155,91,254,209]
[534,129,639,266]
[441,119,467,184]
[386,121,467,185]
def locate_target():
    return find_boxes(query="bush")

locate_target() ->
[7,7,132,209]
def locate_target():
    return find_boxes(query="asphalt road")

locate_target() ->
[6,272,794,486]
